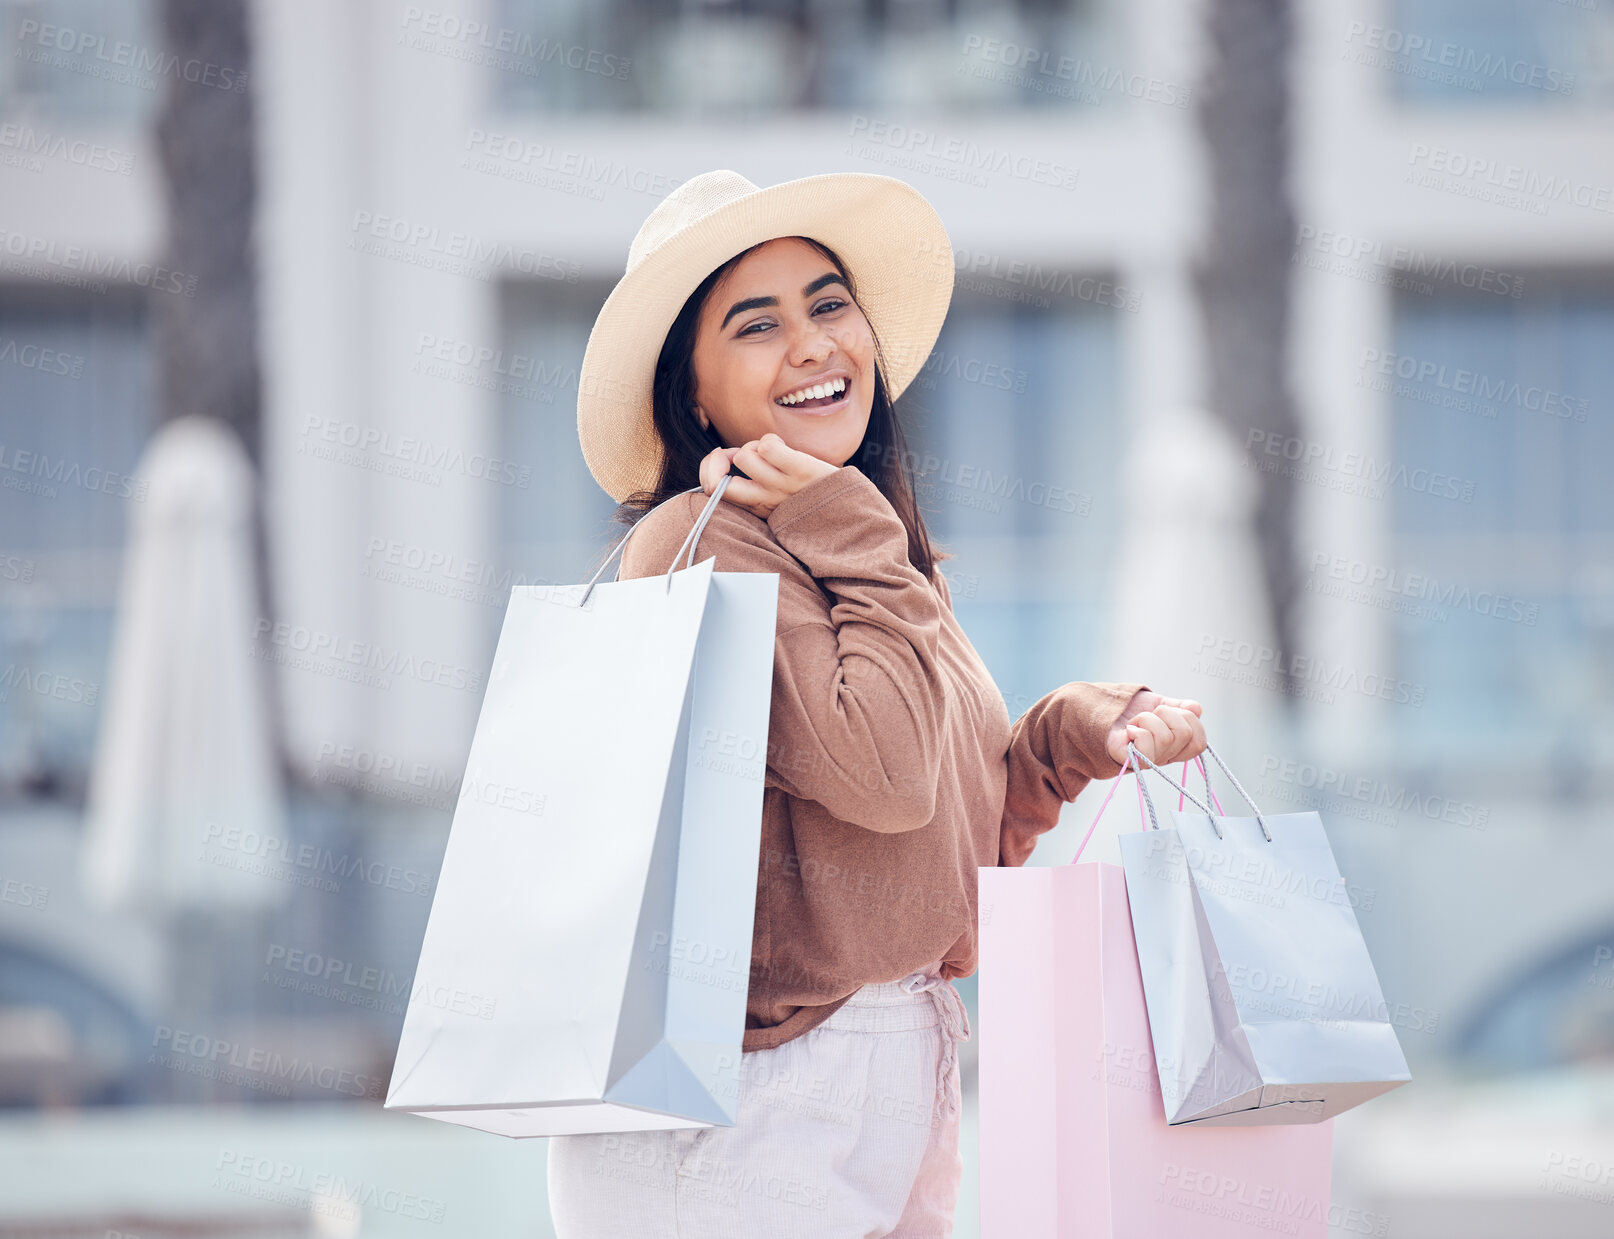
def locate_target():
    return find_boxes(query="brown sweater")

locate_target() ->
[618,464,1148,1052]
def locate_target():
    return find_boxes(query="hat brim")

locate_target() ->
[576,172,955,504]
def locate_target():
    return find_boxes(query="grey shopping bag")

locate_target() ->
[385,476,778,1138]
[1117,743,1411,1126]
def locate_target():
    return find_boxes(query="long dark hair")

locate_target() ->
[586,236,951,582]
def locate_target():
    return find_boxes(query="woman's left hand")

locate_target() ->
[1105,690,1206,770]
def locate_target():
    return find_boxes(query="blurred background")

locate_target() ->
[2,0,1612,1234]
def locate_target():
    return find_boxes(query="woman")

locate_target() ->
[549,169,1207,1237]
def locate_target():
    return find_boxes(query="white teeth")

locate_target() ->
[778,377,847,406]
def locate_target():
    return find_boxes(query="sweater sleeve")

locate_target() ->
[998,680,1150,867]
[618,465,949,834]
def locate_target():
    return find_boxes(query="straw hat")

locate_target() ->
[576,169,955,503]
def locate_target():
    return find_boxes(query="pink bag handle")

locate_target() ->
[1068,749,1222,864]
[1179,756,1225,816]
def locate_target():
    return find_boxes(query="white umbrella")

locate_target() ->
[1081,404,1281,862]
[79,415,288,915]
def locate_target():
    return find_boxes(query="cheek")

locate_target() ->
[838,318,876,360]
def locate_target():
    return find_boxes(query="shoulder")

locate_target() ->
[618,489,796,580]
[616,488,832,630]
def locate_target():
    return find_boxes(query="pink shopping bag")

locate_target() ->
[978,756,1335,1237]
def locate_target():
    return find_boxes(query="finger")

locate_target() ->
[732,440,792,491]
[712,471,773,513]
[1106,725,1134,769]
[699,447,738,493]
[1180,711,1208,763]
[1155,695,1203,717]
[1150,705,1197,763]
[1125,711,1170,763]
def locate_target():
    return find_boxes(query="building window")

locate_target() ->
[0,287,151,798]
[488,0,1126,115]
[1386,278,1614,770]
[494,277,620,642]
[1378,0,1608,108]
[903,286,1121,710]
[1,0,160,127]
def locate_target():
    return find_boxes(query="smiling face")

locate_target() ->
[689,236,877,468]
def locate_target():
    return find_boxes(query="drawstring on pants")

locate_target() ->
[898,967,971,1118]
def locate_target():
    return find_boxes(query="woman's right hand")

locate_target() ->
[700,433,840,521]
[1105,690,1206,770]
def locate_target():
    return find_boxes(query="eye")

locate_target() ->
[737,298,849,337]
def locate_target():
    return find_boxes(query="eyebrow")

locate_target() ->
[721,272,849,330]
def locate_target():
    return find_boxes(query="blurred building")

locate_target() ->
[2,0,1612,1233]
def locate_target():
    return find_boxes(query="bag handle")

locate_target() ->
[1066,741,1270,863]
[1068,744,1198,863]
[577,474,735,606]
[1126,740,1271,841]
[1179,755,1225,817]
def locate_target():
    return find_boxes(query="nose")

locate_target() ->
[786,315,836,368]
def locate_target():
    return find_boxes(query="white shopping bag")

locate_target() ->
[1118,744,1412,1126]
[385,476,778,1138]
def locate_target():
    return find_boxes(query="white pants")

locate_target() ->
[545,961,971,1238]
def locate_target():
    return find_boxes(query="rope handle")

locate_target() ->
[1067,741,1270,863]
[577,474,734,607]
